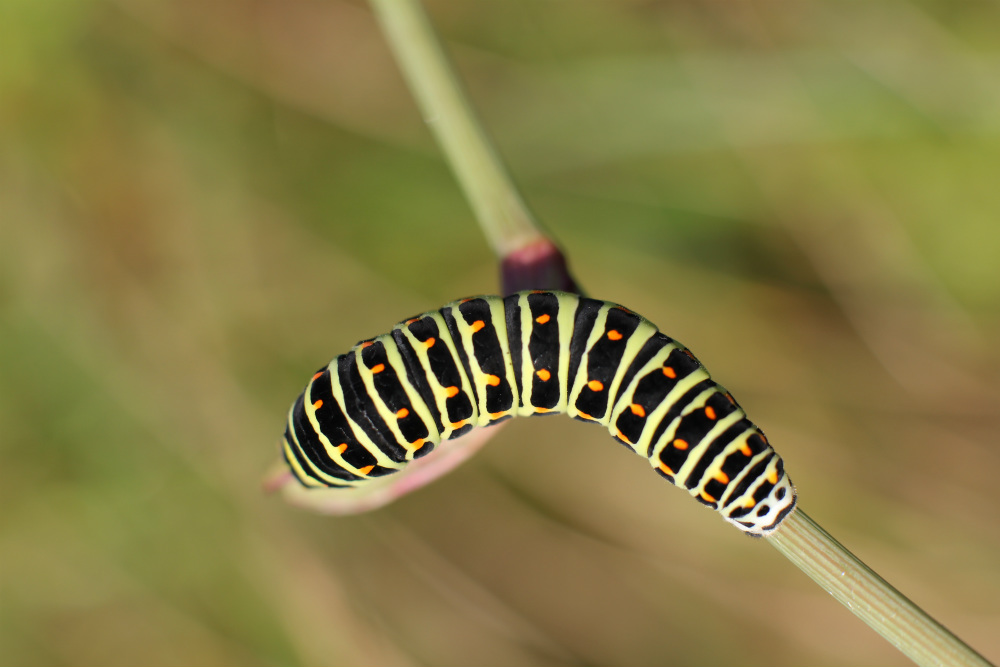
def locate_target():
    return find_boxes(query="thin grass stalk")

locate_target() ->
[768,509,992,667]
[369,0,544,258]
[365,1,995,665]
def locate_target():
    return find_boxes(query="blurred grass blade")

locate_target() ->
[769,509,993,667]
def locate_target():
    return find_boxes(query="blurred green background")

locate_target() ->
[2,0,999,665]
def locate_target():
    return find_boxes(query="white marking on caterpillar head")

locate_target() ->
[727,471,797,537]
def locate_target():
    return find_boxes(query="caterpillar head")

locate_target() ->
[724,459,797,537]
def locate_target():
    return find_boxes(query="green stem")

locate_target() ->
[768,509,992,667]
[369,0,544,258]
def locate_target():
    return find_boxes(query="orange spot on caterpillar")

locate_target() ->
[767,469,779,484]
[336,443,348,454]
[607,329,623,341]
[359,465,374,475]
[371,363,385,374]
[470,320,485,333]
[484,374,501,387]
[629,404,646,417]
[445,385,460,398]
[312,399,323,410]
[744,497,757,509]
[587,380,604,392]
[705,406,717,420]
[424,337,436,348]
[663,366,677,378]
[361,341,374,348]
[700,491,717,503]
[450,420,467,429]
[411,439,426,451]
[658,462,675,476]
[725,392,736,405]
[616,429,631,444]
[490,412,507,420]
[396,407,409,419]
[673,438,689,450]
[714,471,730,484]
[739,442,752,456]
[534,407,551,413]
[536,369,551,381]
[312,371,323,381]
[577,411,594,421]
[683,349,697,361]
[535,313,551,324]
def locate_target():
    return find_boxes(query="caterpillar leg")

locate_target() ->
[264,423,506,514]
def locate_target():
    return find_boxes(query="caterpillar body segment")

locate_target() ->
[281,291,796,536]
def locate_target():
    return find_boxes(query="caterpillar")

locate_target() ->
[281,290,796,536]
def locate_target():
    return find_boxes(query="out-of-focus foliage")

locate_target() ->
[2,1,999,665]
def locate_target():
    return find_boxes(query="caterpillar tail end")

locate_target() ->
[262,461,295,495]
[268,423,507,515]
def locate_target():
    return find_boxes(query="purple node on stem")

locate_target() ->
[500,238,580,295]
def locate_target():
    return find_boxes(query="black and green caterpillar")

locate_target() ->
[281,291,796,535]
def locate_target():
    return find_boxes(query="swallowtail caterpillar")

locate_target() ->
[280,291,796,535]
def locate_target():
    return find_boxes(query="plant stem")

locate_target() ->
[768,509,993,667]
[369,0,544,258]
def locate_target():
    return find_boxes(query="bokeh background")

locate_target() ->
[2,0,999,665]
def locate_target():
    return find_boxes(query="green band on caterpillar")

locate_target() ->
[281,291,796,536]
